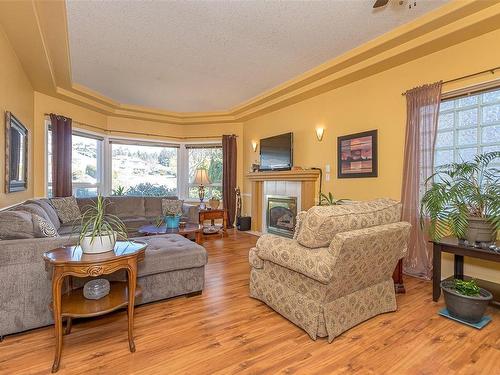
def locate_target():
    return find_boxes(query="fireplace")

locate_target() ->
[266,195,297,237]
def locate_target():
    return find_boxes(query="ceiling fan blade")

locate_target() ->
[373,0,390,8]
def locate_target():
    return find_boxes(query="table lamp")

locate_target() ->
[193,168,211,203]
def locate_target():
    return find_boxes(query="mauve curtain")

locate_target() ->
[50,114,73,197]
[401,82,442,280]
[223,134,237,228]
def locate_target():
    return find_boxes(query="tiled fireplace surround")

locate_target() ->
[246,170,321,234]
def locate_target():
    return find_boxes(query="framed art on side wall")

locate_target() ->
[337,130,377,178]
[5,111,28,192]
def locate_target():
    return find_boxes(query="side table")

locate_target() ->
[43,241,147,372]
[432,237,500,305]
[199,208,228,238]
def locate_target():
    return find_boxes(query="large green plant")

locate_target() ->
[420,151,500,241]
[78,195,128,245]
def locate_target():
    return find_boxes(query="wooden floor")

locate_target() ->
[1,231,499,375]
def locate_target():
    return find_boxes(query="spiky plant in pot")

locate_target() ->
[78,195,128,254]
[420,151,500,243]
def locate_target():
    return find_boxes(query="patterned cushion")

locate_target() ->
[161,199,183,216]
[26,199,61,229]
[32,214,58,238]
[297,198,401,248]
[0,211,35,239]
[51,196,82,224]
[13,203,52,225]
[256,234,334,284]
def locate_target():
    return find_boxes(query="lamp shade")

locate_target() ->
[193,168,211,185]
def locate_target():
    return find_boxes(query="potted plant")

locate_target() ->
[209,190,221,209]
[164,206,182,229]
[420,151,500,243]
[441,279,492,323]
[319,192,348,206]
[78,195,128,254]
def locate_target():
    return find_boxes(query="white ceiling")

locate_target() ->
[66,0,448,113]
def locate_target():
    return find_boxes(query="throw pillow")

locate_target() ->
[161,199,183,216]
[13,203,52,225]
[32,214,58,238]
[0,211,35,239]
[26,199,61,229]
[51,196,82,224]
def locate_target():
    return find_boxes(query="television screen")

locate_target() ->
[259,132,293,171]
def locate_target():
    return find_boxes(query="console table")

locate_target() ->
[43,241,147,372]
[432,237,500,305]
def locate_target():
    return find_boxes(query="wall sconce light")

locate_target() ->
[251,140,258,152]
[315,127,325,142]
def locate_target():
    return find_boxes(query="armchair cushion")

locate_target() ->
[297,198,401,248]
[256,234,334,284]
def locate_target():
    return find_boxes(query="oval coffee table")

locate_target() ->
[138,223,203,244]
[43,241,147,372]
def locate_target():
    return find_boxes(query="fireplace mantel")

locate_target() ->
[246,169,320,232]
[246,169,320,182]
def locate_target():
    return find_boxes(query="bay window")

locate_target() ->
[186,144,223,200]
[111,140,178,197]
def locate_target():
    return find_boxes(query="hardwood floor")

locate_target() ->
[1,231,499,374]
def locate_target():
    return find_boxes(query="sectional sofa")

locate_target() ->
[0,196,206,338]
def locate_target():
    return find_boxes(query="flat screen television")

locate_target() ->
[259,132,293,171]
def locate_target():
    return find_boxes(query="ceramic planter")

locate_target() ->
[80,232,116,254]
[165,215,181,229]
[466,217,495,243]
[440,280,492,323]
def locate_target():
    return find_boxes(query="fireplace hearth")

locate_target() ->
[266,195,297,237]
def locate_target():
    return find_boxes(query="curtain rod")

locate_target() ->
[401,66,500,96]
[43,114,238,140]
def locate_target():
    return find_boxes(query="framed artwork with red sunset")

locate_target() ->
[337,130,378,178]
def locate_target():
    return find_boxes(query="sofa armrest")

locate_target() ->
[182,203,199,224]
[249,247,264,269]
[256,234,335,284]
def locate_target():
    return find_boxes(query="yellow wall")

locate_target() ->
[0,25,34,207]
[242,28,500,282]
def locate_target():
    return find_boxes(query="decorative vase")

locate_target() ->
[80,232,116,254]
[466,217,495,244]
[440,280,492,323]
[165,215,181,229]
[209,198,220,209]
[83,279,111,300]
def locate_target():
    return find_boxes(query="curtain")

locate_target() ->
[401,82,442,280]
[50,114,73,197]
[222,134,237,228]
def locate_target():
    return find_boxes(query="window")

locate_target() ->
[47,127,103,198]
[435,87,500,168]
[186,145,223,200]
[111,141,178,197]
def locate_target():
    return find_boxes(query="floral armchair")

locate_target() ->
[249,199,411,342]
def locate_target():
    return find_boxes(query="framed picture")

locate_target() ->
[337,130,377,178]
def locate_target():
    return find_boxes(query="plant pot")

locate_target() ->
[466,217,495,243]
[209,198,220,209]
[80,232,116,254]
[440,280,492,323]
[165,215,181,229]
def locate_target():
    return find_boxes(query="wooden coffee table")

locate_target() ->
[138,223,203,244]
[43,241,147,373]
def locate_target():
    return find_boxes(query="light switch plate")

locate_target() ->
[325,173,330,182]
[325,164,331,173]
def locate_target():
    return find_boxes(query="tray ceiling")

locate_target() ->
[66,0,448,113]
